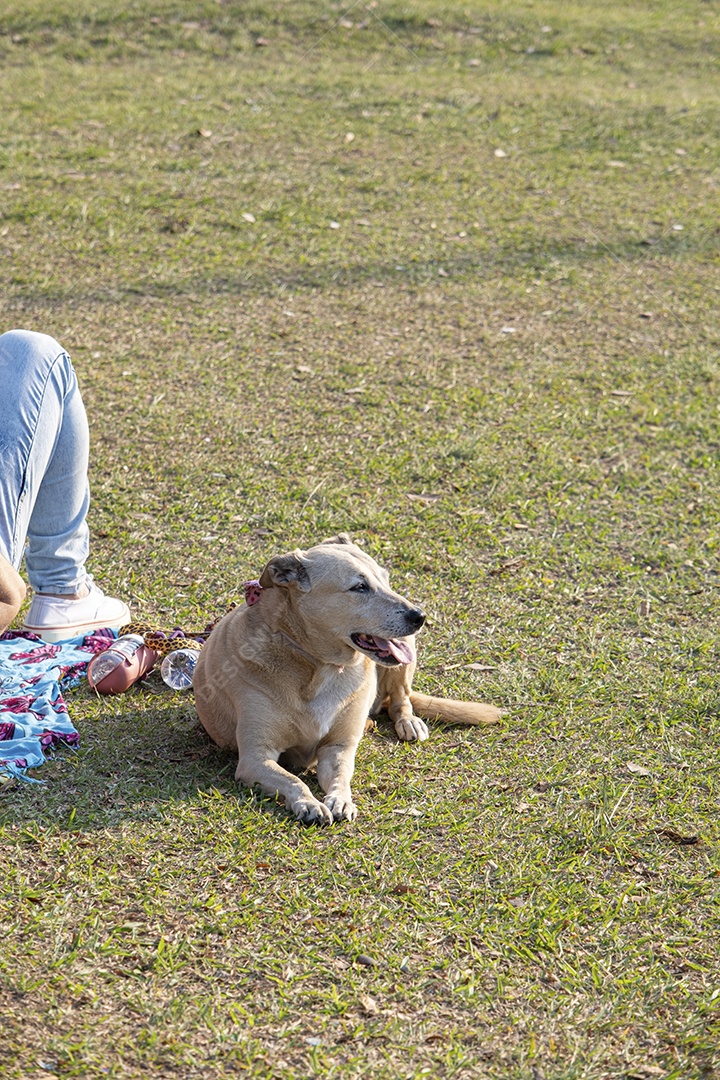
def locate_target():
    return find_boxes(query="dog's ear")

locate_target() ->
[259,551,311,592]
[321,532,353,546]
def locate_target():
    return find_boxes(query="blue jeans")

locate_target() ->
[0,329,90,594]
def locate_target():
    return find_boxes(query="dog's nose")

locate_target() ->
[405,607,426,632]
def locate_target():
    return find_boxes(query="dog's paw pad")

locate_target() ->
[395,717,429,742]
[324,793,357,822]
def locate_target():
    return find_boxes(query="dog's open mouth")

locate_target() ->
[351,633,415,666]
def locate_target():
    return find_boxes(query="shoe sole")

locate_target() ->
[22,611,132,644]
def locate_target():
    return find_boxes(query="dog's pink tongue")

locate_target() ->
[380,637,416,665]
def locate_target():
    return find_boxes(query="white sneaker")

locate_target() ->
[23,583,132,643]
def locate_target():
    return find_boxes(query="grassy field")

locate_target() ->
[1,1,719,1077]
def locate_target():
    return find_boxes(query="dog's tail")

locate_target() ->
[409,692,501,726]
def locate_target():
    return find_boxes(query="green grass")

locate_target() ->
[1,1,719,1076]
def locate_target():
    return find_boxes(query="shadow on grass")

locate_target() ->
[7,232,712,310]
[0,688,241,831]
[0,687,400,832]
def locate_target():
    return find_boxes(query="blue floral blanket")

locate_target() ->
[0,628,115,784]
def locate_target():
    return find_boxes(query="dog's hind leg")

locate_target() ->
[375,661,429,743]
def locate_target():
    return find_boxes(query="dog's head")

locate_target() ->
[258,537,425,667]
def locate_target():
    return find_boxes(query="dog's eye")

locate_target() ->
[349,581,370,592]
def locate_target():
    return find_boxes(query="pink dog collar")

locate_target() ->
[243,580,263,606]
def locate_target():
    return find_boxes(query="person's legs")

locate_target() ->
[0,330,92,592]
[0,328,89,588]
[25,358,92,594]
[0,329,130,640]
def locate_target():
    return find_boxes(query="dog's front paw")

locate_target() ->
[394,715,430,742]
[292,796,334,826]
[324,792,357,822]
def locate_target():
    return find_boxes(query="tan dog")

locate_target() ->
[193,536,500,825]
